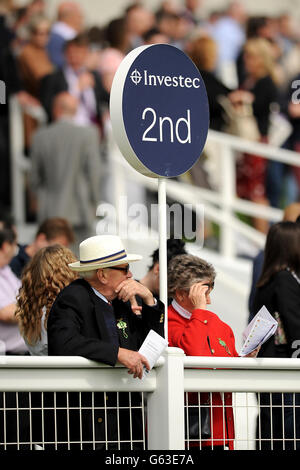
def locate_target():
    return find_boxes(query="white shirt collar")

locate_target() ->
[171,299,192,319]
[51,22,77,40]
[91,287,110,304]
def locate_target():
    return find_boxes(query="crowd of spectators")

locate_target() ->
[1,0,300,232]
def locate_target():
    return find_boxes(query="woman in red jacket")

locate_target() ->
[168,254,256,450]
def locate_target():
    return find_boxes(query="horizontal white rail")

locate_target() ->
[208,129,300,165]
[183,356,300,369]
[0,357,166,392]
[183,357,300,393]
[0,356,165,369]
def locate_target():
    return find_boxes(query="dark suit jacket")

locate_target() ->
[39,68,109,123]
[47,278,165,449]
[47,278,165,364]
[253,269,300,358]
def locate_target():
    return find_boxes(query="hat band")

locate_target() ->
[80,249,127,265]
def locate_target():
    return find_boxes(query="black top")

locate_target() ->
[198,69,232,131]
[10,244,31,279]
[253,269,300,358]
[242,75,278,137]
[39,68,109,124]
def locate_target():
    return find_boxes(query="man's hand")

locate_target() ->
[115,279,155,314]
[117,347,150,379]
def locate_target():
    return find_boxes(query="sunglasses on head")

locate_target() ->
[108,265,130,274]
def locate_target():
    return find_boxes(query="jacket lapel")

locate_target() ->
[86,286,113,340]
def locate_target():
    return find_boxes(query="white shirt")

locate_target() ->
[24,307,48,356]
[51,21,77,41]
[64,65,97,126]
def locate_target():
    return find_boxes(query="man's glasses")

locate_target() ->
[108,265,130,274]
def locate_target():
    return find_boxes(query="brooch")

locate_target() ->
[117,320,128,338]
[218,338,232,355]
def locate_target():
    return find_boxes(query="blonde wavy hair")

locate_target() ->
[16,244,78,345]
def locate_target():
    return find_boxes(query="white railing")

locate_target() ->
[106,125,298,259]
[1,349,300,451]
[10,96,300,258]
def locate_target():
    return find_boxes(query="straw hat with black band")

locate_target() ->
[68,235,142,272]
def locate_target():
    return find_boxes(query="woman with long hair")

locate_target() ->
[16,244,78,355]
[235,37,279,233]
[253,221,300,450]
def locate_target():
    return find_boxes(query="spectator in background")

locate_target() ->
[0,220,27,355]
[187,35,232,132]
[16,244,77,356]
[0,0,40,214]
[236,37,279,233]
[236,16,279,86]
[185,34,235,190]
[156,10,187,49]
[40,33,109,129]
[284,71,300,199]
[211,0,247,88]
[142,26,169,45]
[96,17,130,95]
[139,238,187,298]
[253,221,300,449]
[17,14,53,150]
[10,217,75,279]
[11,0,47,50]
[47,0,84,68]
[248,202,300,322]
[276,13,296,58]
[180,0,203,28]
[125,3,155,50]
[30,92,102,247]
[18,14,53,100]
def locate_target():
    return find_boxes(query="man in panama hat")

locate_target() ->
[47,235,165,448]
[48,235,164,377]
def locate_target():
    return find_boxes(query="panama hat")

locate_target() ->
[69,235,142,272]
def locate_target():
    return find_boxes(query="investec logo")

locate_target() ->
[130,69,200,89]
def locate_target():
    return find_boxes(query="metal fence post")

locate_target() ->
[147,347,185,450]
[9,95,27,225]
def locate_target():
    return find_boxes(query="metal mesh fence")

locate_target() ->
[184,391,300,450]
[0,391,146,450]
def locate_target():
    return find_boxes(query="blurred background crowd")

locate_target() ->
[2,0,300,233]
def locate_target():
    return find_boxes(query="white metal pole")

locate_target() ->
[158,177,168,339]
[147,347,185,449]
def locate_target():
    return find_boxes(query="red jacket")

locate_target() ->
[168,303,239,449]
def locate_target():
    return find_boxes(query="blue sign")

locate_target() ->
[110,44,209,178]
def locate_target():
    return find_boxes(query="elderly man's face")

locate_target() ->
[103,264,132,297]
